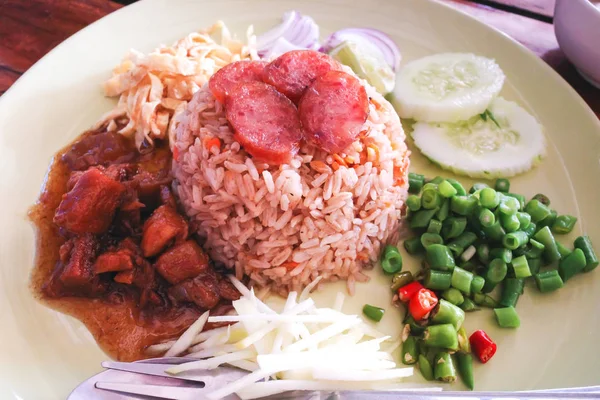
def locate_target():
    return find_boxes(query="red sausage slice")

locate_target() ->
[262,50,340,103]
[209,60,267,103]
[225,81,303,164]
[299,71,369,154]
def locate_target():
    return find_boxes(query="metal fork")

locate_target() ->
[68,357,600,400]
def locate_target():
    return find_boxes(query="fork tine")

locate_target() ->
[102,361,207,383]
[95,382,201,400]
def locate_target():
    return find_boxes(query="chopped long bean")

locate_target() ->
[516,212,531,230]
[426,244,456,271]
[494,306,520,328]
[503,231,529,250]
[450,195,478,216]
[431,299,465,330]
[436,199,451,222]
[534,270,564,292]
[551,215,577,234]
[574,236,599,272]
[532,193,551,206]
[470,182,489,194]
[429,176,444,184]
[427,219,443,235]
[404,315,426,335]
[511,255,531,279]
[404,237,424,255]
[442,217,467,240]
[451,266,474,294]
[363,304,385,322]
[408,172,425,194]
[424,324,459,350]
[483,221,506,242]
[442,288,465,306]
[479,188,500,209]
[486,258,507,284]
[525,239,545,259]
[460,297,479,312]
[505,193,526,210]
[456,353,474,390]
[499,278,524,308]
[418,354,435,381]
[424,270,453,291]
[422,189,443,209]
[494,178,510,193]
[478,208,496,228]
[559,248,586,282]
[421,233,444,249]
[434,352,457,383]
[556,241,572,259]
[477,243,490,264]
[447,179,467,196]
[537,209,557,229]
[381,245,403,274]
[524,199,551,223]
[490,247,512,263]
[407,195,422,212]
[439,180,458,198]
[448,232,478,256]
[533,226,561,263]
[460,245,477,263]
[473,293,498,308]
[527,257,542,275]
[522,221,537,238]
[402,336,419,365]
[411,208,438,229]
[499,196,520,216]
[500,213,520,232]
[470,275,485,294]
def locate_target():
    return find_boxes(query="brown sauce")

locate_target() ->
[28,129,230,361]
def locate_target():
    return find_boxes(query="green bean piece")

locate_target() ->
[490,247,513,263]
[381,245,403,274]
[404,315,426,335]
[447,232,478,256]
[499,278,525,308]
[494,178,510,193]
[527,257,542,275]
[532,193,551,206]
[459,297,479,312]
[422,189,443,210]
[473,293,498,308]
[459,260,478,272]
[418,354,435,381]
[516,212,531,230]
[406,195,422,212]
[534,270,564,293]
[408,172,425,194]
[537,209,557,229]
[500,213,521,233]
[551,215,578,235]
[499,196,520,216]
[559,248,587,282]
[391,271,414,292]
[511,255,531,279]
[486,258,508,284]
[533,226,561,263]
[442,217,467,240]
[505,193,526,211]
[410,208,438,229]
[421,233,444,249]
[556,241,572,259]
[451,266,474,295]
[402,336,419,365]
[479,188,500,209]
[477,244,490,264]
[424,270,453,291]
[483,221,506,242]
[436,198,451,222]
[434,352,457,383]
[442,288,465,306]
[525,239,545,259]
[429,176,444,184]
[522,221,537,238]
[451,195,478,216]
[422,182,438,192]
[426,244,456,271]
[427,219,443,235]
[460,245,477,263]
[574,236,599,272]
[481,280,497,294]
[503,231,529,250]
[478,208,496,228]
[438,180,458,198]
[404,237,424,255]
[446,178,467,196]
[470,275,485,294]
[524,199,551,223]
[363,304,385,322]
[494,306,520,328]
[423,324,459,350]
[470,182,489,194]
[456,353,474,390]
[432,300,465,331]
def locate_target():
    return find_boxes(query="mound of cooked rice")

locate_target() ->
[172,71,410,295]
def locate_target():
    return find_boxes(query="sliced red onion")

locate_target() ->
[320,28,401,71]
[257,11,320,58]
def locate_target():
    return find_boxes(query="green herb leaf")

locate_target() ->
[486,110,501,128]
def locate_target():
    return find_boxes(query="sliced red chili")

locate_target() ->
[408,288,438,321]
[469,329,497,364]
[397,281,424,302]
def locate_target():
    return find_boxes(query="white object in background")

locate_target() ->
[554,0,600,88]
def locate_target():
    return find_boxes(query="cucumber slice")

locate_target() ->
[393,53,505,122]
[330,40,396,94]
[411,97,546,178]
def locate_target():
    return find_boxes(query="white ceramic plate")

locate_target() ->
[1,0,599,398]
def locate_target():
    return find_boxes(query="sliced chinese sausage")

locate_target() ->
[262,50,341,103]
[209,60,268,103]
[225,81,303,164]
[299,70,369,154]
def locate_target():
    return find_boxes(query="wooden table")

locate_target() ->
[0,0,598,118]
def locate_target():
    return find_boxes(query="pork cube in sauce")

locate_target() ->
[93,248,134,274]
[154,240,209,284]
[54,168,125,234]
[168,270,221,309]
[55,234,103,294]
[141,205,188,257]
